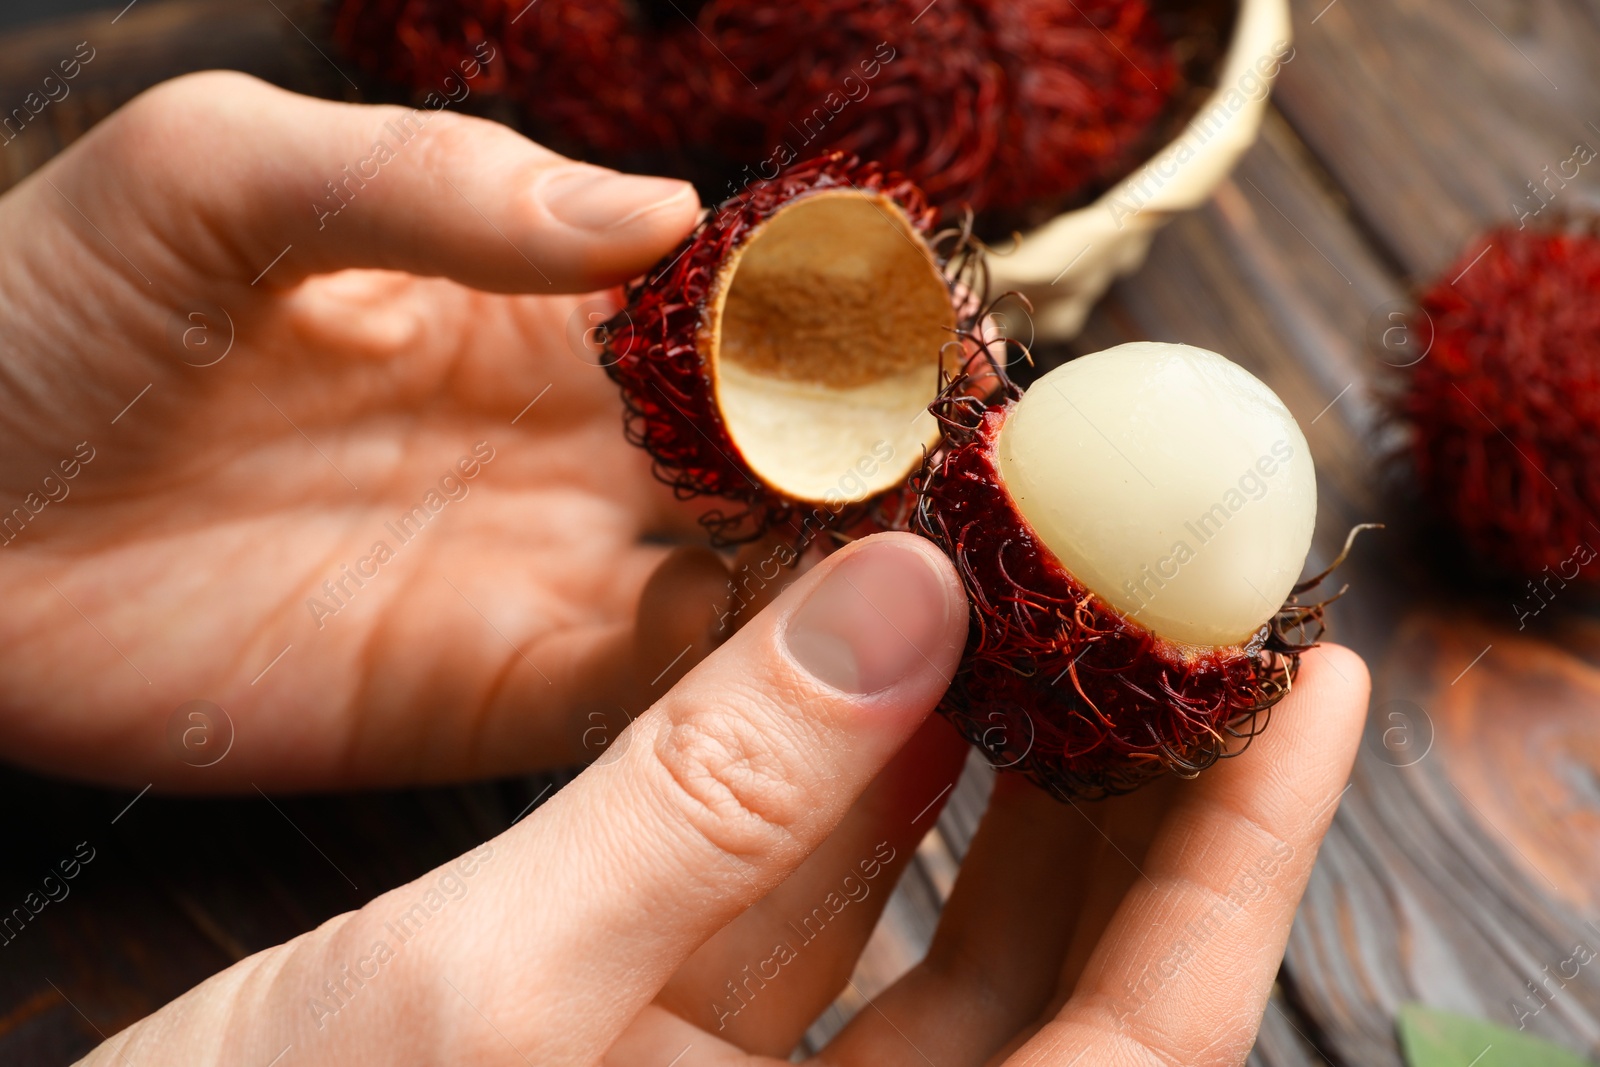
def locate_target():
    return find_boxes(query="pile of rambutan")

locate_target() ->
[1401,224,1600,589]
[329,0,1185,220]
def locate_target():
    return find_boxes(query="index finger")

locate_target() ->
[43,71,699,296]
[1018,644,1370,1066]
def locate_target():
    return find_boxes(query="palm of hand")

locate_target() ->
[0,266,706,790]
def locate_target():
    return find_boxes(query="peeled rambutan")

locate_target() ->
[604,152,977,544]
[1403,225,1600,585]
[698,0,1177,215]
[917,342,1338,798]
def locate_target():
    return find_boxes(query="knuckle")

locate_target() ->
[648,703,814,862]
[120,71,258,133]
[407,109,510,176]
[100,72,263,175]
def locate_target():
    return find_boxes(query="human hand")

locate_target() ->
[75,533,1369,1067]
[0,71,732,790]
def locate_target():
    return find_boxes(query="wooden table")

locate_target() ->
[3,1,1599,1064]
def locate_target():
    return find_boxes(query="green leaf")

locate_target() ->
[1398,1003,1595,1067]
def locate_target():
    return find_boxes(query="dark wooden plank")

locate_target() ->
[1073,44,1600,1062]
[1245,3,1600,1063]
[1275,0,1600,279]
[1285,613,1600,1065]
[1250,986,1341,1067]
[0,766,558,1064]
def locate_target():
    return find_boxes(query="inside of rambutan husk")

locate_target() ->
[704,190,955,505]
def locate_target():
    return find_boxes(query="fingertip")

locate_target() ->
[524,164,701,287]
[1303,642,1370,695]
[1291,642,1372,742]
[90,73,706,294]
[1171,642,1370,834]
[623,533,968,858]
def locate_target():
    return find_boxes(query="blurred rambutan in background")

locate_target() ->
[328,0,696,160]
[1402,224,1600,584]
[329,0,1179,218]
[700,0,1175,214]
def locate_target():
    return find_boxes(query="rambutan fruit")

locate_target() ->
[333,0,1181,219]
[917,341,1336,798]
[604,153,977,544]
[328,0,688,161]
[697,0,1177,216]
[1402,225,1600,586]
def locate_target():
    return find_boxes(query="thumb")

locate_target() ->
[395,532,965,1062]
[45,71,699,294]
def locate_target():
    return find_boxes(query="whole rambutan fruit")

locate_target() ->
[330,0,513,95]
[697,0,1177,215]
[603,153,977,544]
[1402,225,1600,586]
[980,0,1181,212]
[329,0,687,160]
[917,342,1340,798]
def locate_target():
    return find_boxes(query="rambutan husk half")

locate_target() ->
[604,152,981,545]
[915,361,1367,800]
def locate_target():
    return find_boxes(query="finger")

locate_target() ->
[654,714,968,1055]
[1048,779,1176,1002]
[821,773,1099,1066]
[48,71,698,295]
[988,779,1177,1063]
[1013,645,1370,1067]
[374,532,966,1063]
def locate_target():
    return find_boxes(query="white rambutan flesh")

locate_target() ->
[996,342,1318,648]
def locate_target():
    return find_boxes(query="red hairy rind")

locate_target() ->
[1404,224,1600,582]
[699,0,1176,214]
[602,152,968,547]
[914,379,1330,800]
[981,0,1177,211]
[329,0,687,158]
[330,0,509,93]
[699,0,1003,210]
[331,0,1177,218]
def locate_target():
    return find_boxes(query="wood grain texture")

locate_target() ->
[1274,0,1600,279]
[0,769,560,1062]
[1280,612,1600,1066]
[1265,0,1600,1062]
